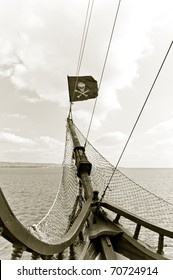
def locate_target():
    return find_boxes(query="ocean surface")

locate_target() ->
[0,165,173,259]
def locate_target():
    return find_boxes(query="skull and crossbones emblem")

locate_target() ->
[75,82,89,98]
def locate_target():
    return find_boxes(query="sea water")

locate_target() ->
[0,166,61,259]
[0,166,173,259]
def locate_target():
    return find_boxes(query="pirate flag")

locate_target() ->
[67,76,98,102]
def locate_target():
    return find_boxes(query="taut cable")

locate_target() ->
[84,0,122,147]
[100,40,173,201]
[68,0,95,119]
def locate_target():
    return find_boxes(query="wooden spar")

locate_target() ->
[0,187,92,255]
[67,118,93,199]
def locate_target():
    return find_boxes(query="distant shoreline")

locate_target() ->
[0,162,60,168]
[0,162,172,169]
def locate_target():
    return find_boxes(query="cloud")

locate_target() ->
[0,0,87,103]
[0,0,172,111]
[73,109,105,130]
[20,95,42,103]
[94,131,127,146]
[0,0,156,105]
[72,87,121,129]
[0,131,34,145]
[0,130,64,163]
[116,117,173,167]
[39,136,63,149]
[1,0,173,166]
[147,118,173,135]
[129,138,173,167]
[21,8,45,29]
[2,113,27,119]
[146,118,173,158]
[3,127,20,133]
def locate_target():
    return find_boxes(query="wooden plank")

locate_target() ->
[89,218,123,240]
[100,236,117,260]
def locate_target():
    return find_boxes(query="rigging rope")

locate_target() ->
[100,40,173,201]
[68,0,95,119]
[76,0,95,76]
[32,121,173,255]
[84,0,122,147]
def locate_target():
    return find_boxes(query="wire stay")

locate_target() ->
[68,0,95,119]
[100,40,173,201]
[84,0,122,147]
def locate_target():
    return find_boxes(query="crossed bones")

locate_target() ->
[75,89,89,98]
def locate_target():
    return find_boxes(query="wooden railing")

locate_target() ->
[0,119,95,260]
[1,187,172,259]
[100,200,173,255]
[0,187,92,259]
[1,117,172,259]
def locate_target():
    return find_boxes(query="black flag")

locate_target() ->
[67,76,98,102]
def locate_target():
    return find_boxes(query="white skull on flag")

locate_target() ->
[75,81,89,98]
[78,82,85,92]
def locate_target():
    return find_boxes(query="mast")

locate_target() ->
[67,117,93,199]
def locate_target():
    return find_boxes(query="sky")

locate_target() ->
[0,0,173,167]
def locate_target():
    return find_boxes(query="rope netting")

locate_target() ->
[74,123,173,252]
[74,124,173,225]
[31,121,173,253]
[30,124,81,243]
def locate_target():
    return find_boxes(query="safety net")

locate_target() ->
[32,121,173,254]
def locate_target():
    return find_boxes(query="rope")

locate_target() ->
[68,0,95,119]
[84,0,122,147]
[76,0,95,76]
[100,40,173,201]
